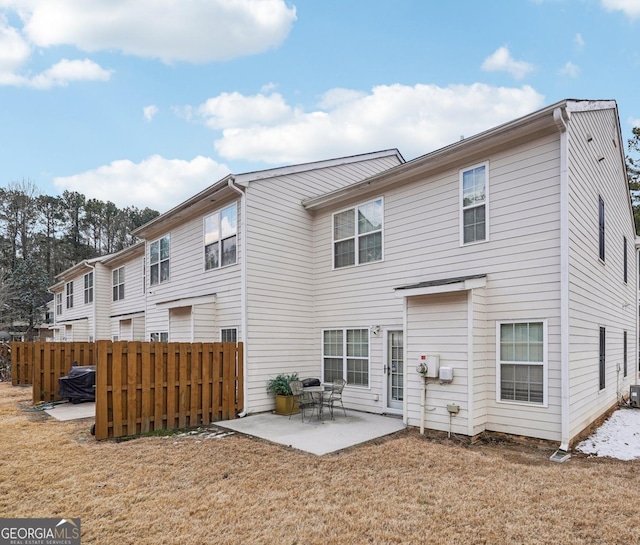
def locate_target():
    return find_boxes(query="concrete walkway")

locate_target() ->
[216,410,406,455]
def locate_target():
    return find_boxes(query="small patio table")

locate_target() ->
[303,385,330,419]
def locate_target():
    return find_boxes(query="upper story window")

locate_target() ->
[113,267,125,301]
[66,281,74,309]
[497,321,546,405]
[204,203,237,270]
[55,293,62,316]
[333,198,383,269]
[150,235,170,285]
[598,196,605,262]
[460,163,488,245]
[83,272,93,304]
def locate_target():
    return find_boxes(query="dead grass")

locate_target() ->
[1,382,639,545]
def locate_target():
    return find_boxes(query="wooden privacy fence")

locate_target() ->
[11,342,96,401]
[94,341,244,440]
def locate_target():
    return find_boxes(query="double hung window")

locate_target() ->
[333,198,383,268]
[150,235,170,285]
[56,293,62,316]
[498,321,546,405]
[84,272,93,304]
[323,328,369,386]
[221,328,238,343]
[66,282,74,309]
[205,203,237,270]
[461,163,488,244]
[113,267,125,301]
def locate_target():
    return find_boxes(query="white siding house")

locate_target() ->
[47,99,635,451]
[302,99,636,450]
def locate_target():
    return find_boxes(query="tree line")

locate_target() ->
[0,180,158,338]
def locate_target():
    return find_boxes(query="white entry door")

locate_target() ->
[385,330,404,412]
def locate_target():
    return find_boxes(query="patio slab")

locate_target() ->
[44,401,95,421]
[216,410,406,455]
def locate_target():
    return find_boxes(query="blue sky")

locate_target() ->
[0,0,638,212]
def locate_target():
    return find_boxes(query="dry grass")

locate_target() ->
[1,383,639,545]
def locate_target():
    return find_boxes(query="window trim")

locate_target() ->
[65,281,74,309]
[204,202,238,271]
[55,293,62,317]
[598,195,605,262]
[460,161,490,246]
[495,320,548,407]
[84,272,93,305]
[599,326,606,390]
[332,197,384,269]
[623,330,628,378]
[150,332,168,342]
[112,266,125,301]
[322,328,370,388]
[149,235,170,286]
[623,236,628,283]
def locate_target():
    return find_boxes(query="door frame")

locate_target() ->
[382,326,404,415]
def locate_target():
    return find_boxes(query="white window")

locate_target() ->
[84,272,93,304]
[497,321,547,405]
[323,328,369,386]
[460,163,488,245]
[66,281,74,309]
[55,293,62,316]
[204,203,237,270]
[113,267,125,301]
[150,235,170,285]
[333,198,383,268]
[221,328,238,343]
[150,332,168,342]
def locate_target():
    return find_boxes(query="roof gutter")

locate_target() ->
[227,177,249,416]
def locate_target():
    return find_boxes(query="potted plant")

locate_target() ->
[266,372,299,415]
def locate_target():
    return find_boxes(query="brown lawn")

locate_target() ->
[1,382,639,545]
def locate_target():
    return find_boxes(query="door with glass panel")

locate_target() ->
[385,331,403,411]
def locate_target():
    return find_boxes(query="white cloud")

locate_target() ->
[53,155,231,212]
[188,83,545,164]
[30,58,112,89]
[558,61,580,78]
[143,105,159,122]
[601,0,640,19]
[2,0,297,64]
[629,117,640,127]
[481,46,535,80]
[574,33,585,50]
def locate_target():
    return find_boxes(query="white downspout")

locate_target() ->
[553,106,571,458]
[227,177,248,416]
[88,263,97,343]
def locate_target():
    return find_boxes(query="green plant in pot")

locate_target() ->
[267,373,299,415]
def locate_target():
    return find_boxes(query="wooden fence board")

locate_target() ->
[93,341,243,440]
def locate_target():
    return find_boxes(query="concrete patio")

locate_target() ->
[216,410,406,455]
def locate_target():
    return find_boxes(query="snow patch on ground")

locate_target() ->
[576,407,640,461]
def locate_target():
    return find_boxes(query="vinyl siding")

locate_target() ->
[169,307,192,342]
[245,156,402,412]
[94,263,111,340]
[566,108,637,441]
[312,130,564,440]
[144,196,241,342]
[109,255,146,340]
[405,292,470,434]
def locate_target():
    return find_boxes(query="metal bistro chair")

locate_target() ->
[289,380,317,422]
[322,379,347,420]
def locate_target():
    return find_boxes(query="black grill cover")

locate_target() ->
[302,377,321,388]
[58,365,96,403]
